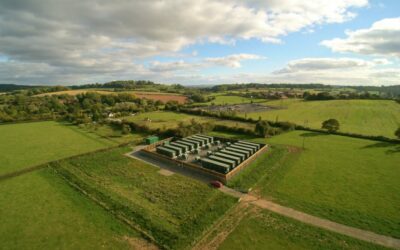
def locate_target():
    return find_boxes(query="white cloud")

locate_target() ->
[0,0,368,84]
[321,17,400,57]
[204,54,265,68]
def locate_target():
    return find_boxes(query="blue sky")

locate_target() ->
[0,0,399,85]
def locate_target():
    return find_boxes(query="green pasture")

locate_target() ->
[246,99,400,137]
[261,131,399,237]
[123,111,254,130]
[0,169,145,250]
[219,207,386,250]
[0,121,118,176]
[54,146,237,249]
[203,94,266,105]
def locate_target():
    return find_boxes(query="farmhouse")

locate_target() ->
[141,134,268,183]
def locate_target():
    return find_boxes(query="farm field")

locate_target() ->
[218,206,385,250]
[251,131,400,238]
[0,169,148,250]
[202,94,267,105]
[0,121,117,176]
[37,89,188,104]
[53,146,237,249]
[245,99,400,138]
[123,111,254,130]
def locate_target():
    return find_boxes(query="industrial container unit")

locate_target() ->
[230,144,254,155]
[220,149,246,162]
[145,136,159,145]
[156,146,176,158]
[162,144,183,156]
[225,147,250,158]
[201,158,230,174]
[182,138,200,149]
[235,142,259,153]
[238,140,260,150]
[170,142,189,153]
[176,140,195,151]
[232,143,256,154]
[193,135,210,144]
[214,152,241,165]
[208,155,236,170]
[196,134,214,144]
[190,136,207,146]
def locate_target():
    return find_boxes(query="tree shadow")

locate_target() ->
[361,142,400,154]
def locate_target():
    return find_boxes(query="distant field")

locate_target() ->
[219,207,385,250]
[37,89,188,104]
[123,111,254,130]
[202,94,267,105]
[0,121,117,176]
[245,99,400,138]
[252,131,400,238]
[54,146,237,249]
[0,169,147,249]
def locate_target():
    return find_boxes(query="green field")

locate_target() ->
[0,169,147,250]
[123,111,254,130]
[245,99,400,138]
[0,121,120,176]
[219,207,386,250]
[249,131,400,238]
[53,146,237,249]
[203,94,267,105]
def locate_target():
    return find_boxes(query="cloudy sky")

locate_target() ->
[0,0,399,86]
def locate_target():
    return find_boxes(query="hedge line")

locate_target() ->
[169,107,400,143]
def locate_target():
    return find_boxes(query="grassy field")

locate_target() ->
[242,131,399,238]
[123,111,254,130]
[0,169,149,250]
[219,207,387,250]
[53,146,237,249]
[203,94,267,105]
[0,121,119,176]
[244,99,400,138]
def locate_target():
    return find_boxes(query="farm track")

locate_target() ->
[219,187,400,249]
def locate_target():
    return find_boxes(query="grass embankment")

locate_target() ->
[219,207,388,250]
[0,121,119,176]
[123,111,254,131]
[0,169,147,249]
[218,130,400,238]
[52,146,237,249]
[245,99,400,138]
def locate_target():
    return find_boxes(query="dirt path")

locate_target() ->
[218,187,400,249]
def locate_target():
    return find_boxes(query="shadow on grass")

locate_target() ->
[362,142,400,154]
[300,132,329,137]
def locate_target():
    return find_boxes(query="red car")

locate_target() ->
[210,180,223,188]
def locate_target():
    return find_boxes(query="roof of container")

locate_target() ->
[235,142,258,149]
[197,134,213,139]
[238,140,260,147]
[201,158,230,168]
[209,155,235,164]
[221,149,246,157]
[170,142,189,148]
[225,147,248,155]
[182,138,200,144]
[191,136,208,141]
[162,144,183,152]
[230,144,253,152]
[157,146,176,154]
[215,152,241,160]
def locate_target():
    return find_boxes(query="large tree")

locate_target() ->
[322,119,340,132]
[395,127,400,139]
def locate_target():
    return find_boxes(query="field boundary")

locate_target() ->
[0,141,135,182]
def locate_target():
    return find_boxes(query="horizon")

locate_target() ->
[0,0,399,86]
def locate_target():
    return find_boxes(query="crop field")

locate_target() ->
[250,131,400,238]
[123,111,254,130]
[218,206,386,250]
[53,146,237,249]
[0,169,148,249]
[244,99,400,138]
[0,121,118,176]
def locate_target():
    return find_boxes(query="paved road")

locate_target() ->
[129,146,400,249]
